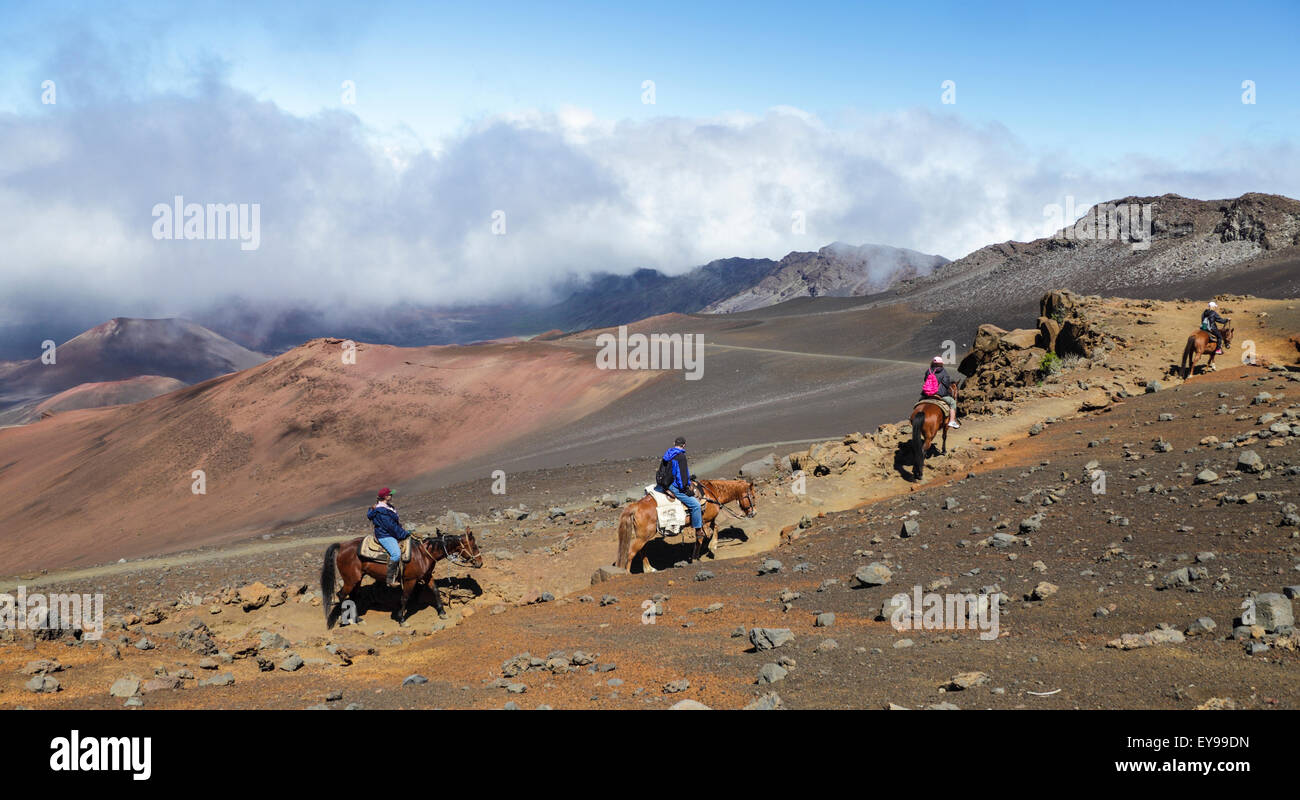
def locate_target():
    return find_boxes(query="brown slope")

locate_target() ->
[0,337,653,572]
[24,375,187,420]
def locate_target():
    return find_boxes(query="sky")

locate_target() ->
[0,0,1297,346]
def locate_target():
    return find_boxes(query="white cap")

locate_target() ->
[932,356,944,364]
[1208,301,1217,308]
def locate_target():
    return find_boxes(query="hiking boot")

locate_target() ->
[386,558,402,588]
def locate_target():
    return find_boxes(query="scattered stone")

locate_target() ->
[1254,593,1295,632]
[749,628,795,651]
[756,663,788,685]
[1237,450,1264,473]
[1107,628,1186,650]
[814,612,835,628]
[758,559,783,575]
[852,562,892,588]
[663,679,690,694]
[1029,582,1058,601]
[669,699,712,710]
[944,671,989,691]
[743,693,784,710]
[403,674,429,686]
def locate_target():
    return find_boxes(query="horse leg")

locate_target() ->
[427,569,447,619]
[707,519,719,558]
[638,529,657,573]
[941,419,948,455]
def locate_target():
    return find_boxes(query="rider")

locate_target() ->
[923,356,959,429]
[1201,301,1230,355]
[367,488,409,588]
[657,436,703,536]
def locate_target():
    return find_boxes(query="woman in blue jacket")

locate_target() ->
[367,487,409,587]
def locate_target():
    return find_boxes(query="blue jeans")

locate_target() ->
[377,535,402,561]
[676,491,703,528]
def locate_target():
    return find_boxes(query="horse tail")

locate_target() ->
[321,542,340,629]
[615,504,636,569]
[1181,335,1195,379]
[911,408,926,479]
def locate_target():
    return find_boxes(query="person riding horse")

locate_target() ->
[1201,301,1230,355]
[367,487,409,588]
[656,436,703,541]
[922,356,959,429]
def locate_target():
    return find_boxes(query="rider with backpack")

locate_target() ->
[922,356,959,429]
[1201,301,1230,355]
[656,436,703,535]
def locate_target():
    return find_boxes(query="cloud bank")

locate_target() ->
[2,63,1298,349]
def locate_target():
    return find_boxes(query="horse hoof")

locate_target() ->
[438,611,448,619]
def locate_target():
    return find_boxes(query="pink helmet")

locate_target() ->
[932,356,944,364]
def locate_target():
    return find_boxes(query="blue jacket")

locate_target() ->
[367,505,409,541]
[661,446,693,494]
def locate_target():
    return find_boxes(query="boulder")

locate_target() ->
[852,562,893,588]
[739,453,777,479]
[237,582,272,612]
[1001,328,1040,350]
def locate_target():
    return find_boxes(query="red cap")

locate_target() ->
[377,487,392,500]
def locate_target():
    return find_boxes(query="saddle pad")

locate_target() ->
[644,486,687,534]
[360,534,412,562]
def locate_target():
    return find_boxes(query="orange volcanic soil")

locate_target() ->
[0,338,651,572]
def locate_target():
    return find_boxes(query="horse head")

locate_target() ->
[443,528,484,568]
[738,479,758,518]
[1222,325,1234,346]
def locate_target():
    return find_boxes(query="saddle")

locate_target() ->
[915,396,950,413]
[360,535,413,563]
[644,486,688,534]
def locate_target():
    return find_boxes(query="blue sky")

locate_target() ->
[4,0,1296,157]
[0,0,1297,336]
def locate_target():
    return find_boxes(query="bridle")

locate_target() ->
[421,533,480,567]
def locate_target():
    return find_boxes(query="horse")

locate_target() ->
[909,385,956,481]
[320,530,483,629]
[614,478,757,573]
[1181,325,1233,378]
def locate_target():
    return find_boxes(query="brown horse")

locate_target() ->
[1181,325,1233,378]
[321,531,483,629]
[614,479,757,573]
[909,388,955,481]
